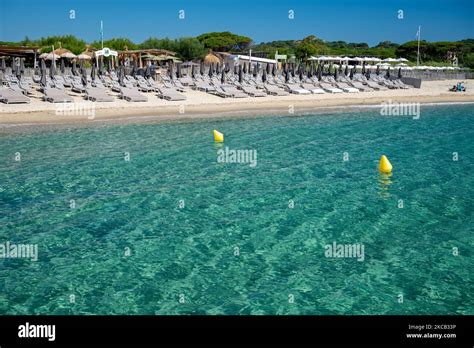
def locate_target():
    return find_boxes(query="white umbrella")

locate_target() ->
[77,54,91,60]
[397,58,409,62]
[61,52,77,59]
[353,57,364,61]
[44,52,59,60]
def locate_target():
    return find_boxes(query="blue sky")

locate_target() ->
[0,0,473,45]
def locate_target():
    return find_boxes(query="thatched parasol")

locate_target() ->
[204,52,220,65]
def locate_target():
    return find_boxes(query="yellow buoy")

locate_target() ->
[213,129,224,142]
[379,155,393,173]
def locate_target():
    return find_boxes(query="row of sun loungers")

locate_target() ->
[0,69,413,104]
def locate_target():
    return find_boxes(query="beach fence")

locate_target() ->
[399,70,474,81]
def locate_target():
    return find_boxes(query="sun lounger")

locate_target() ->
[43,87,74,103]
[286,83,311,94]
[350,81,373,91]
[193,81,218,93]
[301,83,325,94]
[264,84,289,96]
[119,87,148,102]
[371,76,398,89]
[9,82,33,96]
[178,77,194,87]
[85,87,114,102]
[71,77,86,93]
[319,83,344,93]
[0,86,30,104]
[335,82,359,93]
[156,87,186,101]
[240,85,267,97]
[365,80,388,90]
[136,80,154,92]
[220,85,248,98]
[392,79,411,89]
[110,81,123,92]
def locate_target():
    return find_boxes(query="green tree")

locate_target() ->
[139,37,178,51]
[36,35,87,54]
[175,37,207,61]
[294,35,326,60]
[395,40,430,62]
[91,37,137,51]
[197,32,252,51]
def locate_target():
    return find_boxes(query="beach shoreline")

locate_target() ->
[1,80,473,128]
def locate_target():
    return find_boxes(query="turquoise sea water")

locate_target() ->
[0,105,473,315]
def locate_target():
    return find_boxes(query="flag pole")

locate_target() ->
[416,25,421,66]
[101,20,104,49]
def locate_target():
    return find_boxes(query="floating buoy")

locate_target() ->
[379,155,393,174]
[213,129,224,142]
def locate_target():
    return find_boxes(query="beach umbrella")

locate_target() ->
[169,63,174,79]
[81,66,87,86]
[350,67,354,80]
[361,62,366,75]
[262,67,267,82]
[71,61,77,76]
[272,64,276,76]
[339,64,343,73]
[145,64,151,79]
[98,59,104,76]
[253,64,258,77]
[220,69,225,84]
[266,63,270,74]
[225,64,230,73]
[386,67,390,79]
[200,61,204,75]
[216,63,220,75]
[177,63,181,78]
[131,62,137,78]
[317,64,322,80]
[243,63,247,74]
[328,63,333,74]
[285,69,290,82]
[49,59,56,78]
[366,69,371,79]
[0,58,5,72]
[19,58,25,74]
[344,65,349,76]
[238,65,243,83]
[334,67,338,80]
[398,67,402,78]
[91,63,96,81]
[208,63,213,78]
[191,65,195,78]
[299,69,303,81]
[118,66,125,86]
[40,59,47,87]
[14,59,21,80]
[376,65,380,76]
[60,58,65,74]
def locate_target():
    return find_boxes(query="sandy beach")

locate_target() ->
[1,79,473,127]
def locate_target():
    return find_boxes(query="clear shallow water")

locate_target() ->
[0,105,473,315]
